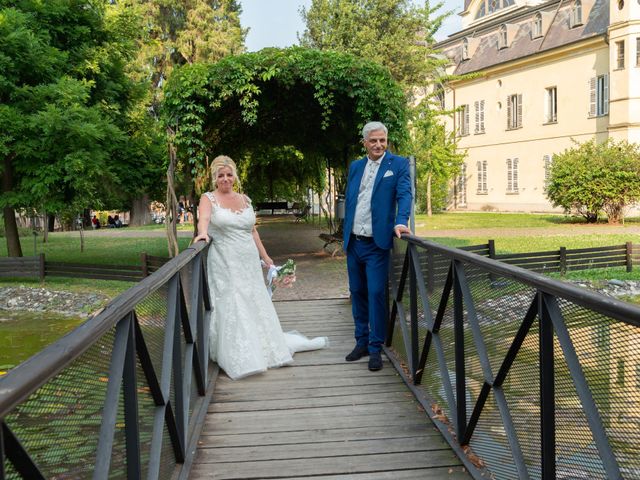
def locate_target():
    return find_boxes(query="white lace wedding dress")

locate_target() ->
[204,192,328,380]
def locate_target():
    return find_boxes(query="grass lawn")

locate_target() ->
[0,233,192,264]
[429,233,637,253]
[415,212,640,230]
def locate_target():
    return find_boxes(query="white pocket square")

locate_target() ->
[383,170,394,178]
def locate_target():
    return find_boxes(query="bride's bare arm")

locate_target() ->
[252,227,273,267]
[193,194,212,243]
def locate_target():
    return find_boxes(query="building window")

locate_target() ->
[589,74,609,117]
[570,0,583,27]
[543,154,553,186]
[477,161,488,194]
[475,0,515,19]
[636,37,640,66]
[456,164,467,206]
[532,13,542,38]
[474,100,485,133]
[462,38,469,60]
[507,94,523,129]
[436,89,445,109]
[498,25,508,49]
[616,40,625,69]
[636,363,640,390]
[506,158,519,193]
[545,87,557,123]
[458,104,470,136]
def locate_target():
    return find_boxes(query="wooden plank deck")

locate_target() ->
[189,298,469,480]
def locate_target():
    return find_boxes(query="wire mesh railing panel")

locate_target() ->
[1,243,212,479]
[468,391,521,479]
[556,299,640,479]
[387,236,640,480]
[3,328,116,478]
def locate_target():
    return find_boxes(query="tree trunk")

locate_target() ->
[426,172,433,217]
[47,213,55,232]
[2,155,22,257]
[129,194,152,226]
[165,131,179,257]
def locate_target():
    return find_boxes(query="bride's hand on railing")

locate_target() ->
[192,233,210,244]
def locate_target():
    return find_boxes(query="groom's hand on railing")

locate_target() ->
[394,224,411,238]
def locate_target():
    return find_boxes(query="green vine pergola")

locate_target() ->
[162,47,408,254]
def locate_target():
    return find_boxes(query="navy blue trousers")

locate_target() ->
[346,235,390,354]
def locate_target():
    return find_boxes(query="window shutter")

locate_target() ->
[480,100,485,132]
[589,77,596,116]
[603,74,609,115]
[507,96,512,128]
[517,94,523,127]
[474,101,479,133]
[507,159,513,191]
[464,105,470,135]
[513,158,519,191]
[483,161,488,191]
[544,154,551,183]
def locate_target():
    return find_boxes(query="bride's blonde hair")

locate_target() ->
[210,155,242,191]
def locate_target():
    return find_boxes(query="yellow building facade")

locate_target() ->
[437,0,640,211]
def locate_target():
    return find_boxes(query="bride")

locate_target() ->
[193,155,328,380]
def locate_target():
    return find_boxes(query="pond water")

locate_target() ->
[0,310,85,373]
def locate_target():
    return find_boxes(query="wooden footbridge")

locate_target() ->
[2,237,640,480]
[190,298,467,479]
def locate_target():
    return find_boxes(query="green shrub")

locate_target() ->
[546,139,640,223]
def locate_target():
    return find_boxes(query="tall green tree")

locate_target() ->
[409,97,465,215]
[0,0,164,255]
[300,0,465,212]
[300,0,447,88]
[133,0,246,112]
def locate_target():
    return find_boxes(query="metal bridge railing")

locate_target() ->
[0,241,213,480]
[387,235,640,480]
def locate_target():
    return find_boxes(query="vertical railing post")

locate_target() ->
[453,260,466,440]
[141,252,148,278]
[123,312,141,479]
[539,292,556,480]
[172,277,186,452]
[559,247,567,276]
[626,242,633,272]
[488,239,496,284]
[409,246,419,380]
[0,421,6,480]
[38,254,45,282]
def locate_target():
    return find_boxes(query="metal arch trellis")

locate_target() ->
[0,242,213,480]
[386,235,638,480]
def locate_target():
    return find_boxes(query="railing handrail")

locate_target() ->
[403,234,640,326]
[0,241,208,419]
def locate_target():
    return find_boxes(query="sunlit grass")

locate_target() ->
[415,212,640,231]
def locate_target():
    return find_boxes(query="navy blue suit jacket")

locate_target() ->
[343,151,412,251]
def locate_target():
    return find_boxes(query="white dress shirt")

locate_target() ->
[352,154,383,236]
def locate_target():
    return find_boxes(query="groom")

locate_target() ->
[343,121,412,371]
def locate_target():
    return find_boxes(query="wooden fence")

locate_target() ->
[0,253,169,282]
[0,241,638,282]
[489,240,640,275]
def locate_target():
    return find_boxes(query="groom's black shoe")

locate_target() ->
[368,352,383,371]
[345,345,369,362]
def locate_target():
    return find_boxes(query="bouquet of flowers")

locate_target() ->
[265,259,296,297]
